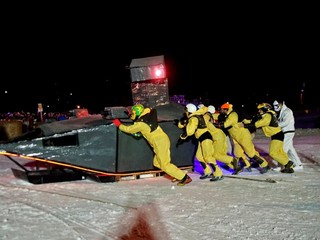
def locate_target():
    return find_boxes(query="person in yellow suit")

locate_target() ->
[112,104,192,186]
[240,103,294,173]
[216,105,252,171]
[216,102,270,174]
[177,103,223,181]
[203,105,243,175]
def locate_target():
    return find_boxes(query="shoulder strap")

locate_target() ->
[137,108,159,132]
[267,112,279,127]
[193,115,207,129]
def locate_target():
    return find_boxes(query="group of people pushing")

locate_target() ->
[112,100,301,186]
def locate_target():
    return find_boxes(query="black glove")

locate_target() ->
[174,117,188,127]
[213,122,221,128]
[173,119,180,126]
[176,138,185,148]
[243,123,256,133]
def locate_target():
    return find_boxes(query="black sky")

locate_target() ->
[1,6,318,113]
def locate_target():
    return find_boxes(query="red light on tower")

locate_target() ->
[152,64,166,79]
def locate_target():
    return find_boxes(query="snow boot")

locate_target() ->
[177,175,192,186]
[281,161,294,173]
[210,175,224,182]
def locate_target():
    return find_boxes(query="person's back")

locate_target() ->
[273,100,302,170]
[218,102,269,174]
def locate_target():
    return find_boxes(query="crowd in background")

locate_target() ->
[0,111,70,133]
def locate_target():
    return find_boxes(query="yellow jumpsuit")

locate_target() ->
[119,108,187,181]
[252,111,290,166]
[180,108,223,177]
[203,111,235,169]
[222,110,269,169]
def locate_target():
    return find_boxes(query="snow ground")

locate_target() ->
[0,128,320,240]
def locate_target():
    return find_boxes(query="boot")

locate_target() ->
[260,166,270,174]
[210,175,224,181]
[199,161,212,179]
[232,158,243,175]
[252,155,264,165]
[209,163,224,181]
[199,173,213,179]
[238,157,251,172]
[281,161,294,173]
[177,174,192,186]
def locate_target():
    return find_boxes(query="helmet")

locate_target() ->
[273,100,282,112]
[221,102,233,110]
[273,100,280,111]
[257,103,272,113]
[131,104,144,120]
[197,104,204,109]
[207,105,216,114]
[186,103,197,113]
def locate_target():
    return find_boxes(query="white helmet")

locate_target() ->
[273,100,281,111]
[186,103,197,113]
[207,105,215,114]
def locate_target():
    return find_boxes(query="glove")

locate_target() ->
[180,132,187,140]
[176,138,185,148]
[112,118,122,127]
[173,119,180,126]
[243,123,256,133]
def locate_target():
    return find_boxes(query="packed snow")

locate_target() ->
[0,128,319,240]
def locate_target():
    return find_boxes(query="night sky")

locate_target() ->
[1,7,318,114]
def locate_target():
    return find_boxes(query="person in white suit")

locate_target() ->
[273,100,303,170]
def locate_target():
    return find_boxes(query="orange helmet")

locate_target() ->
[221,102,233,110]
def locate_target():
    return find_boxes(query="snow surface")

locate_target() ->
[0,128,320,240]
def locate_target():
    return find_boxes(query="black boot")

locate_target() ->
[252,155,269,174]
[260,166,270,174]
[281,161,294,173]
[252,155,264,165]
[199,173,213,179]
[210,175,224,181]
[199,162,213,179]
[232,158,243,175]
